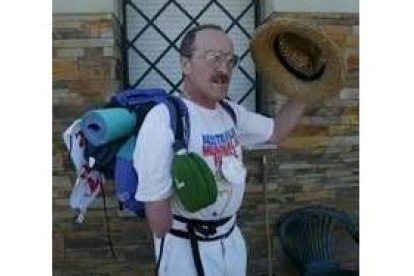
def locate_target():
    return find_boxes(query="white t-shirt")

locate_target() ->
[133,98,274,220]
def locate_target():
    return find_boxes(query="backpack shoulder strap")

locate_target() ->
[219,100,237,126]
[164,98,235,152]
[163,96,190,153]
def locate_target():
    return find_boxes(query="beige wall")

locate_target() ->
[263,0,358,18]
[53,0,118,14]
[53,0,358,15]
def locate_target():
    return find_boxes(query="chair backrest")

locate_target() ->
[276,206,359,275]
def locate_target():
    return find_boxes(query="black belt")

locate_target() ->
[167,215,235,276]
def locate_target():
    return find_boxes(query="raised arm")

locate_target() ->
[268,99,306,145]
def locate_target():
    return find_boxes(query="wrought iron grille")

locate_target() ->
[122,0,261,111]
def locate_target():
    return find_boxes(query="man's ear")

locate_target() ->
[180,57,192,75]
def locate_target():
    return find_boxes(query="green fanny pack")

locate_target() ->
[171,150,217,212]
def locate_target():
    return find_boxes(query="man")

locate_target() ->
[133,24,306,275]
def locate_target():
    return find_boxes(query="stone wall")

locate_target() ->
[52,12,134,275]
[52,11,359,276]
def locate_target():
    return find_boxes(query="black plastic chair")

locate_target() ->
[276,206,359,276]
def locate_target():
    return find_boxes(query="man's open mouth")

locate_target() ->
[212,74,229,85]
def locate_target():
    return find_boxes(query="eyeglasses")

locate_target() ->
[194,50,239,69]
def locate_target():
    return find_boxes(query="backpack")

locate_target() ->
[65,88,237,218]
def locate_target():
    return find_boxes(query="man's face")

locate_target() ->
[181,29,237,106]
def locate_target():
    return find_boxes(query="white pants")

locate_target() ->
[154,225,247,276]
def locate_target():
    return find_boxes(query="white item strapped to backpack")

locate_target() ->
[63,119,103,223]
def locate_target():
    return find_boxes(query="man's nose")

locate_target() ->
[216,59,232,74]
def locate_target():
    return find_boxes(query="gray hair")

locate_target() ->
[179,24,224,57]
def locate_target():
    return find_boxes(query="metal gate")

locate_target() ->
[122,0,261,111]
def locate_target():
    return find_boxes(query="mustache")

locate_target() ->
[211,73,229,84]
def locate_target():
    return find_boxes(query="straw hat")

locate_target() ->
[250,18,346,104]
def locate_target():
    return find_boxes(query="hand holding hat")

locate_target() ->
[250,18,346,104]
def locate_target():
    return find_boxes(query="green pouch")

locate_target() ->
[171,150,217,212]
